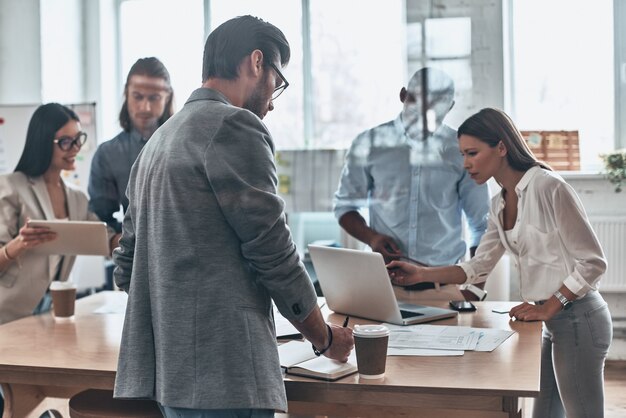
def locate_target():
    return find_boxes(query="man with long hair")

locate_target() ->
[88,57,174,235]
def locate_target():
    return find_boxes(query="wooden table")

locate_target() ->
[0,292,122,418]
[0,292,541,418]
[286,302,542,418]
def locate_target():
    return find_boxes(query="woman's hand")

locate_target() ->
[509,301,561,322]
[386,260,428,286]
[8,220,57,257]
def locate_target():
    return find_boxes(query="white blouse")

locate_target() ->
[458,166,606,302]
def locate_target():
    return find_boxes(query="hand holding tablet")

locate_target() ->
[27,220,109,256]
[19,221,58,248]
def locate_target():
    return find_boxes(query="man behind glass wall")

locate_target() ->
[333,67,490,302]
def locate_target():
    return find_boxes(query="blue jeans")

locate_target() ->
[158,405,274,418]
[532,291,612,418]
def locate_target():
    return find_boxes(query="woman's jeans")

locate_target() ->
[532,291,612,418]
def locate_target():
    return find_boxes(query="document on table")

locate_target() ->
[473,327,516,351]
[388,347,464,356]
[384,324,514,352]
[92,293,128,314]
[274,299,326,339]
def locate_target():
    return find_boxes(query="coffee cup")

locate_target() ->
[353,324,390,379]
[49,281,77,320]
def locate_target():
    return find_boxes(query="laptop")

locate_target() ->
[308,245,458,325]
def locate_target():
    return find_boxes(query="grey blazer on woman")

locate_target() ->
[113,88,318,411]
[0,172,112,324]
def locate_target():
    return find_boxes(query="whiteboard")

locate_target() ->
[0,103,104,290]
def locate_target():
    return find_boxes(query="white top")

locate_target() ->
[504,229,519,254]
[458,167,606,301]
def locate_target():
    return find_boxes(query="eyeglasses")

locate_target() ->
[53,132,87,151]
[269,62,289,100]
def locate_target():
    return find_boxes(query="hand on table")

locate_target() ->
[509,301,560,322]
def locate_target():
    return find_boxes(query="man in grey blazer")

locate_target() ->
[113,15,354,418]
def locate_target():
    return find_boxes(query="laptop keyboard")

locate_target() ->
[400,310,424,319]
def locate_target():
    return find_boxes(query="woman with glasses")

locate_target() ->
[0,103,118,325]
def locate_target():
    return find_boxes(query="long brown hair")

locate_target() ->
[15,103,80,176]
[457,108,551,171]
[119,57,174,132]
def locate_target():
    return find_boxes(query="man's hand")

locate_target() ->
[369,233,402,262]
[324,325,354,363]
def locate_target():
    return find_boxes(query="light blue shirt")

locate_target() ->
[333,115,489,266]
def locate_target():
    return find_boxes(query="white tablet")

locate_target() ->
[28,220,110,256]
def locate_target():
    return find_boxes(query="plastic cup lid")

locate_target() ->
[49,281,77,291]
[353,324,390,338]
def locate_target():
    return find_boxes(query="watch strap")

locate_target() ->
[553,290,573,309]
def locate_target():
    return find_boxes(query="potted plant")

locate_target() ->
[601,149,626,193]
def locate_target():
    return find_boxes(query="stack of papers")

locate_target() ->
[384,324,515,356]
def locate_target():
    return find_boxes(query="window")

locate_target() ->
[209,0,405,149]
[307,0,405,149]
[209,0,305,149]
[510,0,614,170]
[119,0,205,114]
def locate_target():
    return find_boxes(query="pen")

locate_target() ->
[342,316,350,327]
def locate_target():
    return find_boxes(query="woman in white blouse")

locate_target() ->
[388,108,612,418]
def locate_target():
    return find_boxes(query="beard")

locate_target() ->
[243,74,270,119]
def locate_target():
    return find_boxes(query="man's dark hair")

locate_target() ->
[202,15,290,82]
[119,57,174,132]
[15,103,79,176]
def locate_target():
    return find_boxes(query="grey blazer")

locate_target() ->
[0,172,113,324]
[113,88,318,411]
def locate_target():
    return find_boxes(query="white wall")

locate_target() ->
[40,0,83,103]
[0,0,42,104]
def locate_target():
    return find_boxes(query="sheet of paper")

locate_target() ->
[295,352,357,374]
[274,310,301,339]
[384,323,514,352]
[274,299,325,339]
[386,324,480,351]
[387,347,464,356]
[473,328,515,351]
[92,293,128,314]
[278,340,315,367]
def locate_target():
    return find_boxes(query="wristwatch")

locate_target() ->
[553,290,573,310]
[463,284,487,301]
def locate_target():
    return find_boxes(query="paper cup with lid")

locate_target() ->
[353,324,390,379]
[49,281,77,320]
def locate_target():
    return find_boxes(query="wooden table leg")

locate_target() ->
[1,383,83,418]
